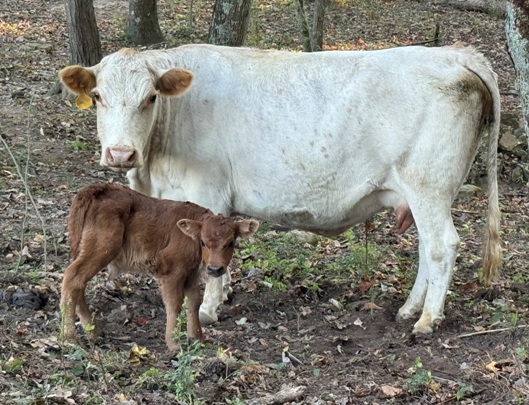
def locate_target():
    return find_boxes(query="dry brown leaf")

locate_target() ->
[380,384,402,397]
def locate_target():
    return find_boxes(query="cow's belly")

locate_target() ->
[234,184,407,234]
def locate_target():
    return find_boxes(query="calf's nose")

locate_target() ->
[207,265,225,277]
[105,147,136,167]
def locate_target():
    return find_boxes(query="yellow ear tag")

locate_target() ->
[75,93,93,110]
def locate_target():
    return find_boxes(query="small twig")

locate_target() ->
[458,325,529,338]
[406,38,439,46]
[451,208,479,214]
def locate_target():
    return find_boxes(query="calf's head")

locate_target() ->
[177,216,259,277]
[59,49,193,171]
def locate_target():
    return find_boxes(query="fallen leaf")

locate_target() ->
[357,278,376,294]
[128,344,152,365]
[380,384,402,397]
[329,298,343,310]
[486,361,499,373]
[353,318,366,330]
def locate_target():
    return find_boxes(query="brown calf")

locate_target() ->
[60,183,258,351]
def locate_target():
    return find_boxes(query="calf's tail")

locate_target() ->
[67,189,94,259]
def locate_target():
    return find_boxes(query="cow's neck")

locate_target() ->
[127,97,183,199]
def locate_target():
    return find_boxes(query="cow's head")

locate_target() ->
[177,215,259,278]
[59,49,193,171]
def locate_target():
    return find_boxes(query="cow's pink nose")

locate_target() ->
[106,147,136,167]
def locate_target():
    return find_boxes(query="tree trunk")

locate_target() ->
[129,0,164,46]
[295,0,312,52]
[311,0,327,51]
[209,0,252,46]
[294,0,328,52]
[64,0,102,66]
[505,1,529,145]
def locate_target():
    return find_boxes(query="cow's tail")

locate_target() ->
[67,188,94,260]
[465,52,502,284]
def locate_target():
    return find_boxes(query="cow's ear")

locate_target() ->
[157,68,193,97]
[237,220,259,239]
[177,219,202,239]
[59,65,97,95]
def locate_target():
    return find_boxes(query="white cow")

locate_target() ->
[60,44,501,334]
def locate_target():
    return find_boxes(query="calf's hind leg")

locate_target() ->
[60,232,122,341]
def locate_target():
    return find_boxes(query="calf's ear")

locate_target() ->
[59,65,97,95]
[237,220,259,239]
[177,219,202,240]
[157,68,194,97]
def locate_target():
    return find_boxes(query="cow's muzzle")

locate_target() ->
[105,146,137,170]
[206,265,225,278]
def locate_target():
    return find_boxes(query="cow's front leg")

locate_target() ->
[200,276,223,324]
[222,268,232,302]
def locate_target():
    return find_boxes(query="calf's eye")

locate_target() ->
[199,239,205,247]
[149,94,157,103]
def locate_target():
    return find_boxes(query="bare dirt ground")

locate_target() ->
[1,0,529,404]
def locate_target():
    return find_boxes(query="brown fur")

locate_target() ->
[59,66,97,95]
[156,68,194,96]
[60,183,258,351]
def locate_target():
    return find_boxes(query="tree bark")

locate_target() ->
[311,0,327,51]
[64,0,102,66]
[209,0,252,46]
[505,1,529,145]
[295,0,312,52]
[129,0,164,46]
[294,0,328,52]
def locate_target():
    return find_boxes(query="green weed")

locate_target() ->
[403,357,431,395]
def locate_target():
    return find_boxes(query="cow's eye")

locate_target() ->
[91,92,101,102]
[199,239,205,247]
[227,240,236,248]
[149,94,157,104]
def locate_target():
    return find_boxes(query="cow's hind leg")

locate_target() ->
[397,203,460,333]
[396,237,429,321]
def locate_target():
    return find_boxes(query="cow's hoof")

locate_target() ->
[222,285,233,302]
[412,323,433,334]
[396,307,416,322]
[412,315,439,334]
[199,309,218,325]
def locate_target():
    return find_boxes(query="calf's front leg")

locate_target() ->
[185,285,204,341]
[159,276,186,352]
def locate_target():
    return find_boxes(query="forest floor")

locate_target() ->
[1,0,529,404]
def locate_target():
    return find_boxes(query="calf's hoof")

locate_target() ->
[166,340,181,352]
